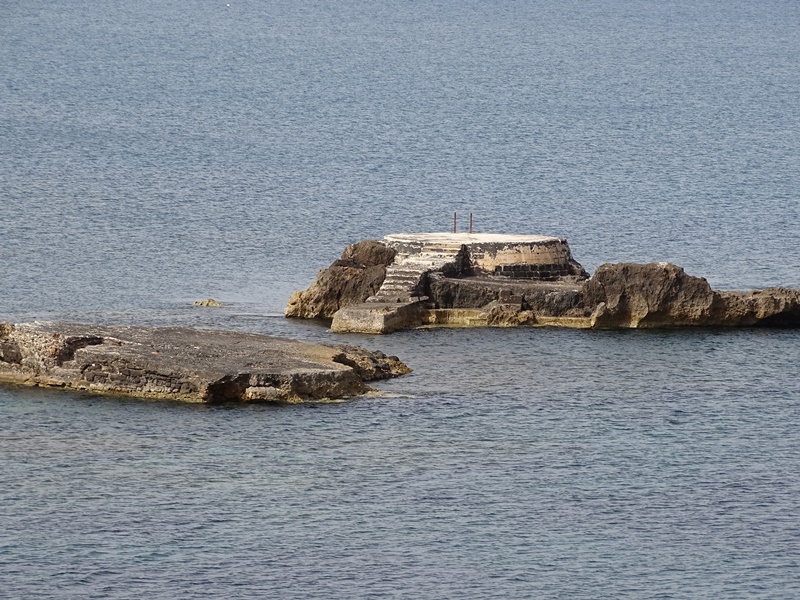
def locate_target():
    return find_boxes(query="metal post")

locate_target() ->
[469,213,473,234]
[453,212,457,234]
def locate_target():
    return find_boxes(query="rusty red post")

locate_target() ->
[469,213,473,234]
[453,212,457,234]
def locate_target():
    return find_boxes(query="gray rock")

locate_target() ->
[0,322,411,403]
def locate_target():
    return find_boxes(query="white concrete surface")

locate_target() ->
[383,233,561,245]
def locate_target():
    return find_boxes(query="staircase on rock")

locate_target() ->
[367,243,465,303]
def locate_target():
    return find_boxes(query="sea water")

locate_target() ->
[2,0,800,597]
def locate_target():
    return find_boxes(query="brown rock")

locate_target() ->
[286,233,800,332]
[194,298,223,307]
[426,272,500,309]
[330,345,412,380]
[583,263,800,328]
[285,240,396,319]
[422,262,800,330]
[582,262,720,328]
[482,301,536,327]
[719,288,800,327]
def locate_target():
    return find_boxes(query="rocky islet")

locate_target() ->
[286,234,800,333]
[0,322,410,403]
[5,233,798,404]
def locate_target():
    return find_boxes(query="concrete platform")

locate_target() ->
[289,235,800,334]
[382,232,584,281]
[383,233,560,245]
[330,232,588,333]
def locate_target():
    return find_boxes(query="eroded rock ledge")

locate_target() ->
[285,236,800,333]
[0,322,410,402]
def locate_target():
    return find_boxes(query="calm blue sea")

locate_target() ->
[2,0,800,597]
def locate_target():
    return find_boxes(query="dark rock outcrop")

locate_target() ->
[285,240,396,319]
[584,262,723,328]
[0,322,411,403]
[719,289,800,327]
[523,285,587,317]
[423,262,800,329]
[584,262,800,328]
[427,272,501,309]
[284,234,800,332]
[427,273,587,316]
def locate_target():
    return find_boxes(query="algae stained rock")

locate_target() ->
[0,322,410,403]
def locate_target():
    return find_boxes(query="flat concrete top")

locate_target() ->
[384,233,561,245]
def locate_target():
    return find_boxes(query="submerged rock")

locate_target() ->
[0,322,410,403]
[194,298,223,307]
[285,240,396,319]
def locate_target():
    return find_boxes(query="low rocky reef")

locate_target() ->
[285,237,800,333]
[0,322,410,402]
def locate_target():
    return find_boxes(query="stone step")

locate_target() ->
[378,281,417,292]
[369,250,463,303]
[366,296,413,302]
[381,280,421,288]
[397,256,456,266]
[420,245,464,253]
[394,260,451,268]
[386,269,423,279]
[384,267,428,277]
[381,281,420,288]
[381,273,424,281]
[381,278,422,286]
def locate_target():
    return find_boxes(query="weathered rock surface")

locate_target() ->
[284,236,800,332]
[427,273,587,316]
[585,262,800,328]
[427,263,800,329]
[0,322,410,403]
[285,240,396,319]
